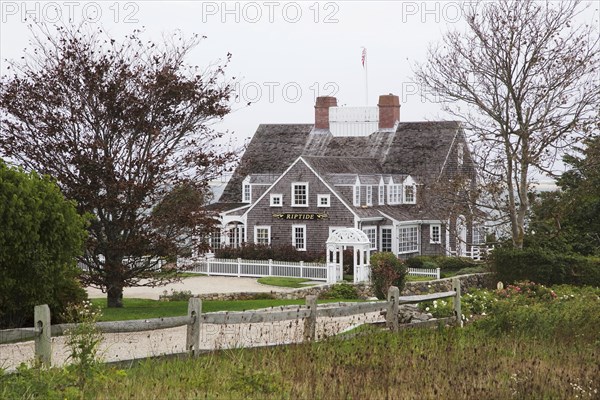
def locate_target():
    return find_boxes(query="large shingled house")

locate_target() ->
[210,94,485,259]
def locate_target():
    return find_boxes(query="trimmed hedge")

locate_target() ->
[405,255,479,272]
[491,248,600,287]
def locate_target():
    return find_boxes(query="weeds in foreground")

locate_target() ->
[2,285,598,399]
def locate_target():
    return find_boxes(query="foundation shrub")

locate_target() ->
[369,253,407,300]
[320,283,359,300]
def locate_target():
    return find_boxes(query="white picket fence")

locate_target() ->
[407,267,441,280]
[180,257,442,282]
[188,257,330,281]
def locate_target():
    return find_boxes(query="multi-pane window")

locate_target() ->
[430,224,441,244]
[270,194,282,207]
[388,184,403,204]
[292,183,308,206]
[381,227,392,252]
[363,227,377,250]
[398,226,419,254]
[404,185,416,204]
[318,194,330,207]
[243,183,251,203]
[366,186,373,206]
[379,184,385,205]
[473,226,486,244]
[254,226,270,245]
[353,185,361,206]
[228,226,245,248]
[292,225,306,251]
[209,229,221,251]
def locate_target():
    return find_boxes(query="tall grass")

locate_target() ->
[2,285,598,399]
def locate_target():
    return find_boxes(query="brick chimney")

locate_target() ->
[314,96,337,130]
[378,94,400,129]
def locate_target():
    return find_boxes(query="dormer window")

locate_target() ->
[353,185,361,206]
[388,183,403,205]
[366,185,373,206]
[404,185,416,204]
[403,176,417,204]
[378,179,385,205]
[242,177,251,203]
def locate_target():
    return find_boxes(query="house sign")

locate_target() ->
[272,213,329,220]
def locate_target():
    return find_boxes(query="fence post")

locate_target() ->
[300,261,304,278]
[386,286,399,332]
[207,257,211,276]
[436,268,441,280]
[34,304,52,367]
[237,258,241,277]
[452,278,463,327]
[303,295,317,342]
[186,298,202,356]
[269,259,273,277]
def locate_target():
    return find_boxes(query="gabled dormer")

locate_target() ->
[353,176,361,206]
[388,176,403,205]
[403,176,417,204]
[378,176,385,205]
[242,176,251,203]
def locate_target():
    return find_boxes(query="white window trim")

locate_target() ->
[430,224,441,244]
[292,224,307,251]
[388,184,403,205]
[380,226,393,252]
[270,193,283,207]
[242,183,252,203]
[378,183,385,205]
[254,226,271,245]
[398,225,419,254]
[317,194,330,207]
[366,186,373,206]
[353,185,361,206]
[404,184,416,204]
[291,182,309,207]
[362,227,377,250]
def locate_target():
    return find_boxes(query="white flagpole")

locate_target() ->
[362,47,369,105]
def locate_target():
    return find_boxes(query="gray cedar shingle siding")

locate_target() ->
[246,160,355,254]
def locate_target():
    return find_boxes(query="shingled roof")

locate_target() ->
[219,121,462,203]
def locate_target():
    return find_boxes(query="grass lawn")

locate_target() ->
[406,275,435,282]
[90,297,345,322]
[257,276,315,288]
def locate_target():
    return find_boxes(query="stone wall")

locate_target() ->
[193,273,495,302]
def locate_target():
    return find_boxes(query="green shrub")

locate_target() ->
[0,161,88,328]
[405,255,439,269]
[321,283,359,300]
[438,257,477,272]
[491,248,600,287]
[369,253,407,300]
[159,289,193,302]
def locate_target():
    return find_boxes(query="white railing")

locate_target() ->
[189,258,330,282]
[407,267,441,280]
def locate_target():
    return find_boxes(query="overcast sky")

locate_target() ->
[1,1,598,166]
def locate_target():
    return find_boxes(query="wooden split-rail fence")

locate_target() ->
[0,279,462,368]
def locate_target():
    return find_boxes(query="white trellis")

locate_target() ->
[326,228,371,284]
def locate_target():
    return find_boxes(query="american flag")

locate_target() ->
[361,47,367,67]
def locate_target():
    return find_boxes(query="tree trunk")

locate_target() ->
[107,283,124,308]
